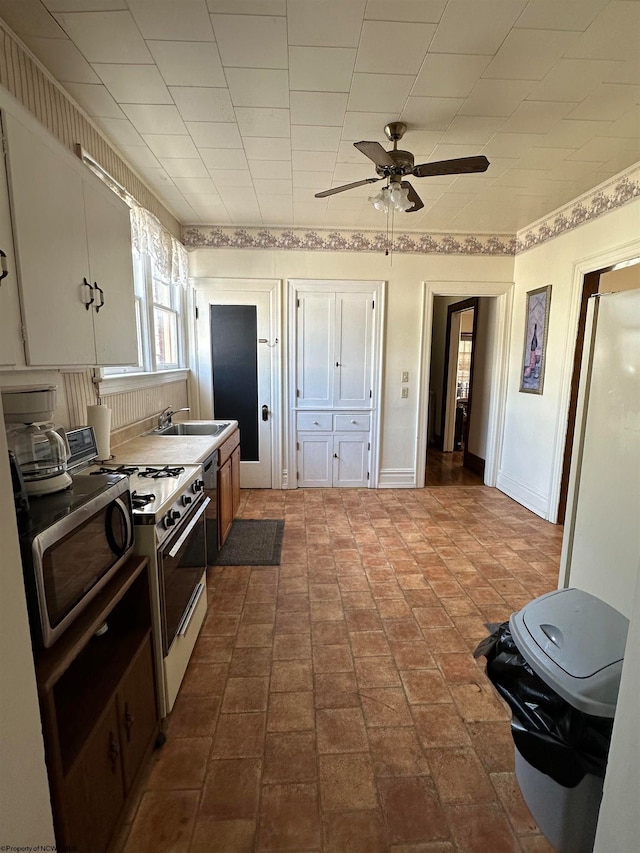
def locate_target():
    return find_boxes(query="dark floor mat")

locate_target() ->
[207,518,284,566]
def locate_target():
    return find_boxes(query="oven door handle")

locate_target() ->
[177,581,205,637]
[167,496,210,558]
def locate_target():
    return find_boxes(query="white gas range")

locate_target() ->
[66,426,211,718]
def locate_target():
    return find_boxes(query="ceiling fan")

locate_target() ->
[315,122,490,213]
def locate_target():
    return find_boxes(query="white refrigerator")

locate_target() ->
[560,287,640,619]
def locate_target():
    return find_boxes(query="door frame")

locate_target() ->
[287,279,386,489]
[440,298,479,465]
[188,277,283,489]
[417,281,514,489]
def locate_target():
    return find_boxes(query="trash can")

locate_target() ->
[475,588,629,853]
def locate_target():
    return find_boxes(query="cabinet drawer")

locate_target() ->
[218,428,240,465]
[297,412,333,430]
[334,414,371,432]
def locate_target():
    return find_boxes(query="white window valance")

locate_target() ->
[129,204,188,286]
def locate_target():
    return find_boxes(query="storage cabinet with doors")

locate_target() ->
[297,412,370,487]
[1,103,137,367]
[0,112,24,368]
[218,426,241,546]
[36,557,159,853]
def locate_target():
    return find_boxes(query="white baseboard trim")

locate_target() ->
[378,469,416,488]
[496,470,550,520]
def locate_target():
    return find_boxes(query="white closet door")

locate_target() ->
[333,433,369,487]
[335,291,373,408]
[296,291,334,407]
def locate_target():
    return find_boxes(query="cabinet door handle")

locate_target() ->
[83,277,94,310]
[94,282,105,313]
[124,703,135,741]
[108,731,120,770]
[0,249,8,282]
[262,404,269,421]
[335,361,340,367]
[333,453,339,459]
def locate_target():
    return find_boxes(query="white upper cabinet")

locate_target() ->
[0,114,25,368]
[2,105,137,367]
[296,288,374,409]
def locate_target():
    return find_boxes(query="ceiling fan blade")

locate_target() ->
[401,181,424,212]
[412,155,490,178]
[314,177,383,198]
[354,140,395,168]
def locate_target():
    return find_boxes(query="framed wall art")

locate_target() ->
[520,285,552,394]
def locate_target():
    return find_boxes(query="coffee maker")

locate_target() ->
[2,385,72,496]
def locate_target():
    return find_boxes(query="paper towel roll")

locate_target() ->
[87,404,112,461]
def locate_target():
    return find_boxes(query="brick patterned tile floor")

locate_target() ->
[118,486,561,853]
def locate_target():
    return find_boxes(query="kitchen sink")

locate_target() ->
[152,421,231,436]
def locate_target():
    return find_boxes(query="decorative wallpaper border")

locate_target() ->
[182,226,516,255]
[516,164,640,253]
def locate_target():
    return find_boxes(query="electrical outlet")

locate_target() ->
[401,387,409,398]
[401,371,409,383]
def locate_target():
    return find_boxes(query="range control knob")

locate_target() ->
[181,494,192,507]
[163,514,176,529]
[192,478,205,493]
[170,509,181,520]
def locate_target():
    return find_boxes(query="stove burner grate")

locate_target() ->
[91,465,140,476]
[138,465,185,479]
[131,490,156,509]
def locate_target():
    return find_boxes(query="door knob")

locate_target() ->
[262,404,269,421]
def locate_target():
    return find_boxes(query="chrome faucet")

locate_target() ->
[158,406,190,428]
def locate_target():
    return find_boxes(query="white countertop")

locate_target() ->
[111,420,238,466]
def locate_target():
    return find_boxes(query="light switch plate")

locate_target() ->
[401,371,409,383]
[401,387,408,398]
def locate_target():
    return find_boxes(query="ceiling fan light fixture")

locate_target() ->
[369,186,390,211]
[389,182,411,212]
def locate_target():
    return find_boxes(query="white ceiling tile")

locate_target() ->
[200,149,249,169]
[568,83,640,122]
[543,118,614,148]
[606,107,640,139]
[429,143,491,161]
[206,0,285,14]
[449,174,495,193]
[460,79,535,117]
[501,101,576,134]
[122,104,188,134]
[441,116,506,145]
[147,41,226,88]
[0,0,68,37]
[158,191,202,222]
[413,54,492,99]
[347,74,413,114]
[567,136,640,163]
[243,137,291,160]
[172,176,217,194]
[401,97,466,131]
[333,162,378,182]
[515,147,576,170]
[605,56,640,87]
[93,65,172,104]
[527,58,622,103]
[248,160,291,179]
[289,47,356,92]
[291,92,348,126]
[253,178,292,195]
[211,14,287,68]
[186,122,243,148]
[364,0,446,23]
[225,68,289,108]
[342,112,395,140]
[209,169,254,187]
[292,171,334,188]
[287,0,365,47]
[182,193,230,222]
[53,11,153,63]
[21,36,99,83]
[157,158,209,178]
[119,145,161,171]
[356,21,435,75]
[515,0,609,31]
[291,125,341,151]
[483,132,549,158]
[235,107,290,138]
[170,87,235,122]
[483,29,580,81]
[566,1,640,61]
[94,117,144,146]
[64,82,125,118]
[141,134,199,158]
[292,151,336,171]
[430,0,527,55]
[128,0,214,41]
[130,164,175,187]
[43,2,128,12]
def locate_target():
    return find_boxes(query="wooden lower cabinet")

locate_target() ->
[36,558,159,853]
[217,427,241,547]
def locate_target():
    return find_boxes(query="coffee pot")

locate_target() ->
[2,385,72,495]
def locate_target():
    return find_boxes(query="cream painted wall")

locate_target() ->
[501,200,640,520]
[188,248,514,484]
[0,398,55,844]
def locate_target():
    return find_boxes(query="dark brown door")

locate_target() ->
[118,636,157,791]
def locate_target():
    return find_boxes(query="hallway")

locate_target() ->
[425,448,484,487]
[118,486,561,853]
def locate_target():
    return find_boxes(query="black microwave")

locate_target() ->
[18,472,134,648]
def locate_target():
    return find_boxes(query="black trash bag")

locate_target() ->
[474,621,613,788]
